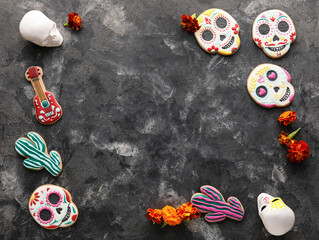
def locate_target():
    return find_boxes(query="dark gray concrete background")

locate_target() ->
[1,0,319,239]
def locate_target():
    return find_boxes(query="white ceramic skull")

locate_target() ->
[257,193,295,236]
[195,9,240,55]
[19,10,63,47]
[29,185,78,229]
[252,10,296,58]
[247,64,295,108]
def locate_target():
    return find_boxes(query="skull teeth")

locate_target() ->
[267,44,286,52]
[61,204,71,223]
[222,36,235,49]
[280,87,290,102]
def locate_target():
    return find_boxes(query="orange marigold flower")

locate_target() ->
[278,131,295,147]
[278,111,296,126]
[64,12,82,31]
[287,140,310,163]
[181,14,200,33]
[176,202,200,221]
[162,205,182,226]
[146,208,163,225]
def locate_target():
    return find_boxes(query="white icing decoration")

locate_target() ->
[247,64,295,108]
[252,10,296,58]
[29,185,78,229]
[194,9,240,55]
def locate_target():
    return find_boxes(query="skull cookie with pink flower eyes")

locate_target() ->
[29,185,78,229]
[247,64,295,108]
[253,10,296,58]
[194,9,240,55]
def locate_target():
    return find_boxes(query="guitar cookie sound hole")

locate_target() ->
[41,100,50,108]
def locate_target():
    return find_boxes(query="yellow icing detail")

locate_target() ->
[197,9,217,24]
[281,83,286,88]
[269,84,272,87]
[268,38,272,42]
[236,35,240,47]
[271,198,287,211]
[256,66,270,77]
[30,194,35,201]
[248,77,257,92]
[280,36,284,40]
[274,95,280,100]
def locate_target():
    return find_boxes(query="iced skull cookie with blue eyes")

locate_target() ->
[247,64,295,108]
[194,9,240,55]
[253,10,296,59]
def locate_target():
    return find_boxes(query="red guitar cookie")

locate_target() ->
[25,66,62,125]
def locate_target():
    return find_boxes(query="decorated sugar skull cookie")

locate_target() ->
[247,64,295,108]
[29,185,78,229]
[258,193,295,236]
[195,9,240,55]
[253,10,296,58]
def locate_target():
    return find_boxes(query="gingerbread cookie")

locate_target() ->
[194,9,240,55]
[25,66,62,125]
[29,185,78,229]
[15,132,62,177]
[191,185,244,223]
[252,10,296,59]
[247,64,295,108]
[258,193,295,236]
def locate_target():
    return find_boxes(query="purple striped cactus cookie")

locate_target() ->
[191,185,245,223]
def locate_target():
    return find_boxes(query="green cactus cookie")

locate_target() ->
[15,132,62,177]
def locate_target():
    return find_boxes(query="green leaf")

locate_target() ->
[191,13,196,19]
[161,222,168,228]
[64,22,69,27]
[288,127,301,139]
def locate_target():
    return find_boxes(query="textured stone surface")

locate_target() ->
[1,0,319,239]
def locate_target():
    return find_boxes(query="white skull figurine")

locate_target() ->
[257,193,295,236]
[195,9,240,55]
[247,64,295,108]
[29,185,78,229]
[252,10,296,58]
[19,10,63,47]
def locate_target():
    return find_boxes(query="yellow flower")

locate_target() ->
[162,205,182,226]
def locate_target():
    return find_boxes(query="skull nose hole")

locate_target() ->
[56,208,62,214]
[274,87,280,92]
[220,35,226,41]
[273,35,280,41]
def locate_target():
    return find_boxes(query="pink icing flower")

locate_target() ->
[46,190,63,207]
[257,76,265,83]
[37,206,54,224]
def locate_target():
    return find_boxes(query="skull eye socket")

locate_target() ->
[216,17,227,29]
[261,205,267,211]
[278,21,289,32]
[266,70,278,81]
[40,209,52,221]
[202,30,214,41]
[256,86,268,98]
[258,24,270,35]
[47,191,63,207]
